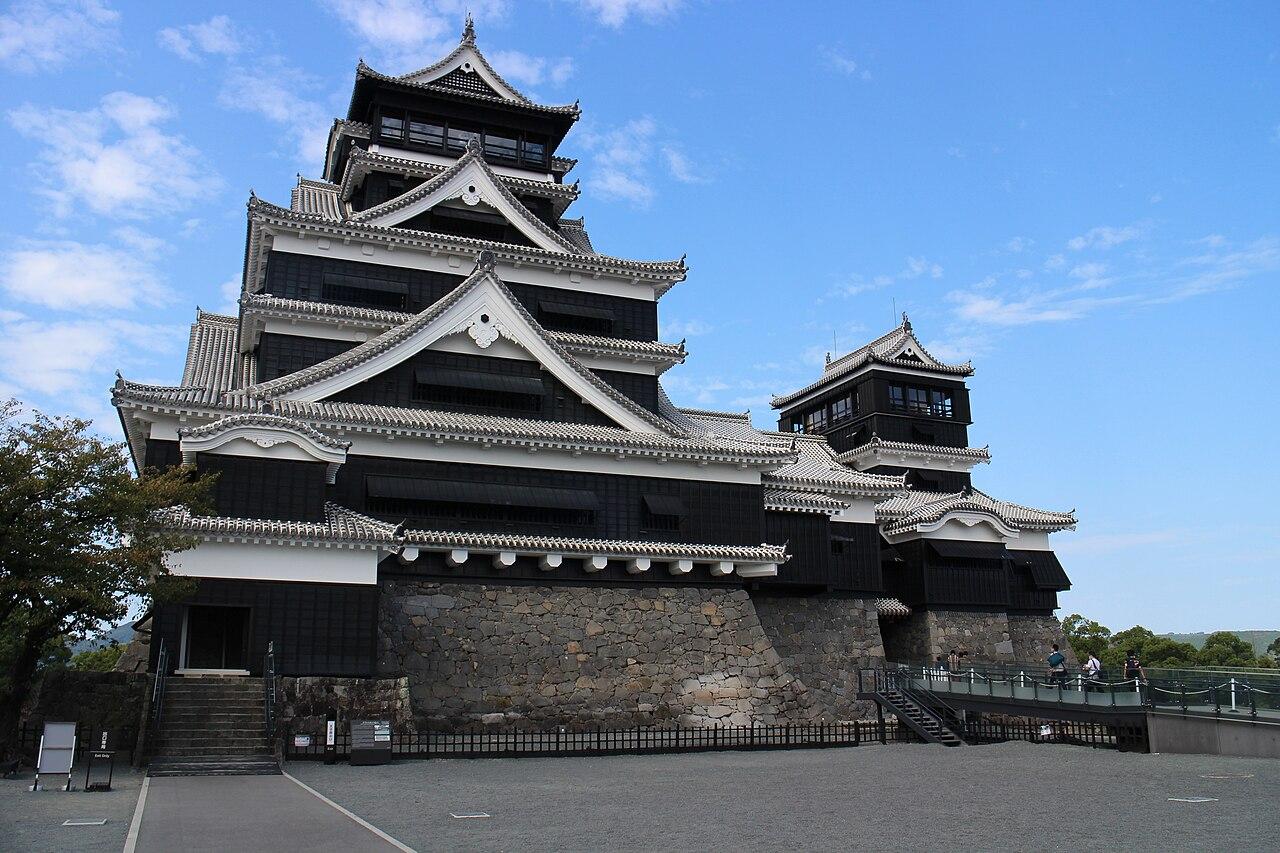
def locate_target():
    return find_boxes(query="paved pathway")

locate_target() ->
[129,773,411,853]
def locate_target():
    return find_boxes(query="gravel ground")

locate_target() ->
[288,742,1280,853]
[0,764,144,853]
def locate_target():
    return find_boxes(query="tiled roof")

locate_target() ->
[551,155,576,176]
[246,196,687,288]
[402,527,787,564]
[177,413,351,451]
[240,264,682,434]
[837,436,992,467]
[762,434,905,497]
[557,217,594,253]
[157,502,395,547]
[159,501,787,564]
[348,141,582,254]
[240,292,686,364]
[773,315,974,408]
[875,598,911,618]
[178,310,239,402]
[291,178,344,219]
[877,488,1076,535]
[763,487,848,514]
[355,61,579,117]
[339,147,579,210]
[675,412,905,497]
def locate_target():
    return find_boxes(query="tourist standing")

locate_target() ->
[1083,652,1102,691]
[1047,644,1068,688]
[1123,650,1146,684]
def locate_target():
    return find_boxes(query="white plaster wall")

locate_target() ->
[166,540,381,585]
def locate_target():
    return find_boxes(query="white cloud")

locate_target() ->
[1,240,169,311]
[581,117,658,206]
[1154,236,1280,302]
[323,0,515,73]
[660,372,729,407]
[576,0,682,27]
[489,50,574,88]
[830,256,942,298]
[1044,253,1066,270]
[220,64,330,166]
[661,145,702,184]
[158,15,242,62]
[820,47,870,80]
[1067,223,1145,251]
[660,318,711,339]
[219,276,242,314]
[948,290,1128,326]
[0,0,118,73]
[112,226,167,256]
[1149,192,1163,204]
[1005,236,1033,253]
[0,316,182,416]
[8,91,220,219]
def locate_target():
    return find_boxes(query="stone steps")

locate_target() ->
[150,676,277,775]
[148,755,279,777]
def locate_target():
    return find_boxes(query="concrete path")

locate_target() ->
[129,773,411,853]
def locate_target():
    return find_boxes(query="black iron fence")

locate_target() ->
[961,718,1118,749]
[16,721,137,764]
[285,720,919,761]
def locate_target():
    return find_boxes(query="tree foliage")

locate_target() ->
[69,642,126,672]
[1062,613,1276,673]
[0,401,215,755]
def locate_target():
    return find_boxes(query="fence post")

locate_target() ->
[1248,682,1257,718]
[1230,677,1237,712]
[1180,682,1187,713]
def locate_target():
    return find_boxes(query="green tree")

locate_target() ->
[1062,613,1111,660]
[0,401,214,757]
[1139,637,1200,669]
[1267,636,1280,662]
[69,642,126,672]
[1196,632,1262,668]
[1101,625,1155,672]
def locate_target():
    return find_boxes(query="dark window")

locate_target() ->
[412,367,544,414]
[831,538,845,555]
[379,113,405,141]
[408,119,444,147]
[641,494,685,532]
[320,273,408,310]
[803,407,828,434]
[446,125,480,152]
[889,383,953,418]
[365,475,597,528]
[521,138,546,167]
[831,394,855,424]
[538,301,615,335]
[483,132,519,162]
[790,419,804,433]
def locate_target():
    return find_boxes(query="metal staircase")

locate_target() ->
[859,667,966,747]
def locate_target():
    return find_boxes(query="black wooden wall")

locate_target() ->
[147,440,327,522]
[882,540,1062,613]
[263,252,658,340]
[149,578,379,677]
[758,512,883,593]
[331,455,765,546]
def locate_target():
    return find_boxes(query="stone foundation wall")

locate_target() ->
[1009,613,1077,666]
[378,580,821,729]
[750,594,884,720]
[277,676,413,733]
[882,609,1016,663]
[24,670,148,732]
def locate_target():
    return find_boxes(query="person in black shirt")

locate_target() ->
[1123,650,1146,683]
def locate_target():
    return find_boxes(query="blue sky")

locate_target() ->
[0,1,1276,633]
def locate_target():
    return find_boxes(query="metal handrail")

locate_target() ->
[151,639,169,726]
[886,666,966,741]
[263,641,277,740]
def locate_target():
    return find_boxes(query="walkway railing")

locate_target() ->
[890,660,1280,721]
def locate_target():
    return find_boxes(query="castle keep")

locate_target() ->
[113,20,1077,729]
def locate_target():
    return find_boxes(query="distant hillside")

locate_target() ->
[69,623,134,655]
[1159,630,1279,656]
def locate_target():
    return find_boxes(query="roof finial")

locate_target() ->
[901,311,911,331]
[825,351,831,365]
[476,249,497,272]
[465,135,482,155]
[262,398,274,415]
[462,11,476,44]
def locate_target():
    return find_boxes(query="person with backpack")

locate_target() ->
[1046,644,1068,688]
[1123,650,1146,685]
[1082,652,1102,691]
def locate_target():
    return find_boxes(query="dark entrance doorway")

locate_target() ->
[184,605,250,670]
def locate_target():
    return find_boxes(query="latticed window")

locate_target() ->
[831,394,855,424]
[804,407,828,434]
[889,383,953,418]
